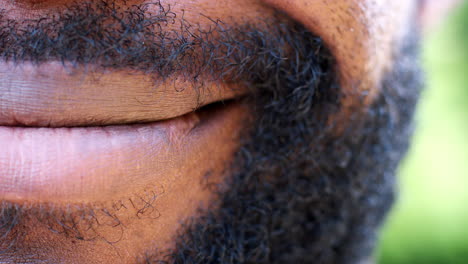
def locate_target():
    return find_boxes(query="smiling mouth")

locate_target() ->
[0,62,248,203]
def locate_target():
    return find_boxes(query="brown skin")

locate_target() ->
[0,0,460,263]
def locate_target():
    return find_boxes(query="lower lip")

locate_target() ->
[0,102,241,203]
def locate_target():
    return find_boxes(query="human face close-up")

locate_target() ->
[0,0,458,263]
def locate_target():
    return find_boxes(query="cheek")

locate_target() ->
[261,0,417,107]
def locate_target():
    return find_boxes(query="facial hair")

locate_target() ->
[149,24,422,264]
[0,1,422,263]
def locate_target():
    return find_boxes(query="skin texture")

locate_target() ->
[0,0,461,263]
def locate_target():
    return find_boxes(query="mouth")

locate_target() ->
[0,61,248,203]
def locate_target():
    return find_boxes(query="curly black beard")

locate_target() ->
[0,1,422,263]
[150,21,422,264]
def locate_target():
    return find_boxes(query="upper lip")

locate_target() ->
[0,62,244,127]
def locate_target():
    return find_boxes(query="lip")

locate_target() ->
[0,62,244,127]
[0,62,246,203]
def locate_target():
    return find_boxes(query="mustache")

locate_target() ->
[0,0,304,86]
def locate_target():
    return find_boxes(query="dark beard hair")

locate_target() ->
[0,1,422,263]
[0,0,308,93]
[145,26,422,264]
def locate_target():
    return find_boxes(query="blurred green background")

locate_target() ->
[377,1,468,264]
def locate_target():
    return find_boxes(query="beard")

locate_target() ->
[0,1,422,263]
[155,32,422,264]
